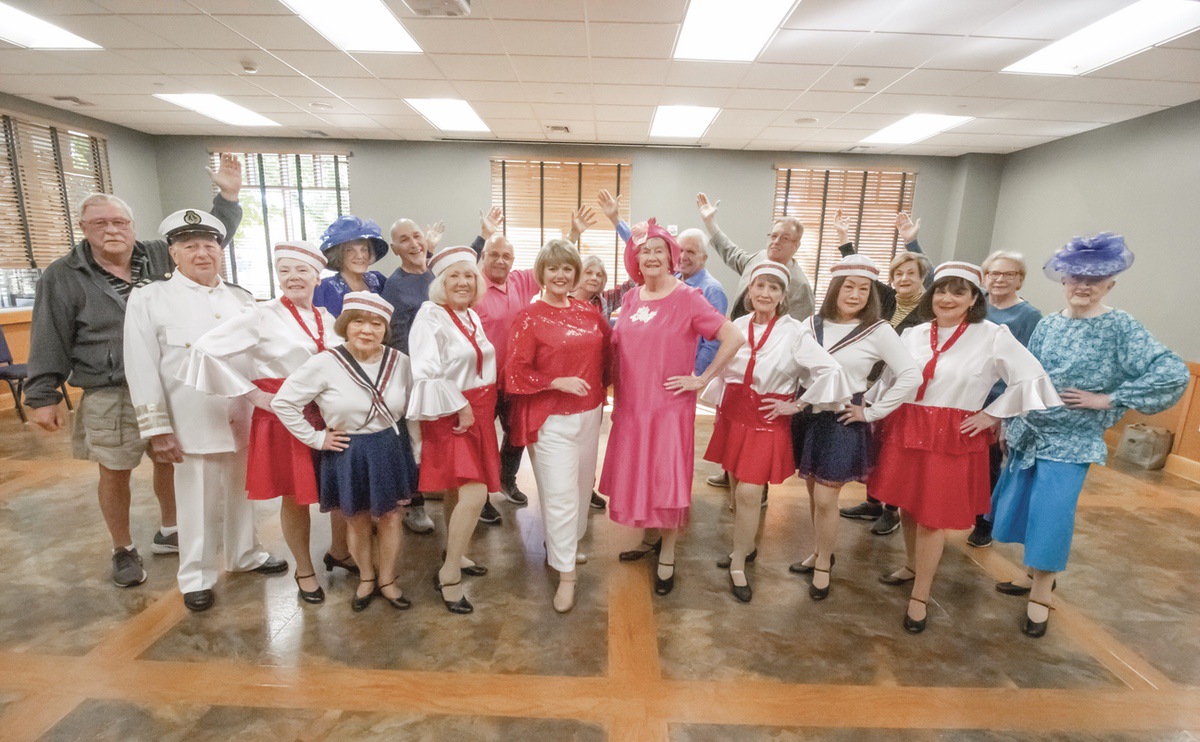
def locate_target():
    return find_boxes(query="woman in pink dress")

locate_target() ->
[600,219,743,597]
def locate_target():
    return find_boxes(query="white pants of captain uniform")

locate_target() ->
[175,450,269,593]
[527,405,603,573]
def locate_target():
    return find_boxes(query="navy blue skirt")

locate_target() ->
[791,399,873,486]
[319,427,418,518]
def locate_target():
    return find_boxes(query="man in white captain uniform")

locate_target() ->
[124,208,287,612]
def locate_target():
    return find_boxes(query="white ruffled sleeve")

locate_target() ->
[406,303,469,421]
[699,375,727,407]
[863,329,921,422]
[270,355,327,449]
[793,329,853,411]
[179,305,260,397]
[984,324,1063,418]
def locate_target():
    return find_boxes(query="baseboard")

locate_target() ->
[1164,454,1200,484]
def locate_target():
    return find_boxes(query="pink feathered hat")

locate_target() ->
[623,218,681,285]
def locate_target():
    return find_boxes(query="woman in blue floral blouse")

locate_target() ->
[991,233,1189,638]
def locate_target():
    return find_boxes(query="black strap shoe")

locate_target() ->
[654,561,675,596]
[351,578,376,612]
[323,552,359,575]
[903,597,928,634]
[619,537,662,562]
[1022,599,1051,638]
[294,572,325,604]
[433,573,474,614]
[716,549,757,570]
[253,556,289,575]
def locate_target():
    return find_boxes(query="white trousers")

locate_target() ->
[527,405,603,572]
[174,450,268,593]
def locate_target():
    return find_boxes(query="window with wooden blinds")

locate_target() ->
[209,151,351,300]
[773,167,917,300]
[490,158,632,288]
[0,113,111,272]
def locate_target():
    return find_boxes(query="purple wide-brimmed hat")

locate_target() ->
[1043,232,1134,281]
[319,215,388,263]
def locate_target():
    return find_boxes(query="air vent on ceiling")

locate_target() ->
[51,95,94,107]
[402,0,470,16]
[839,145,871,153]
[304,129,330,137]
[546,125,571,134]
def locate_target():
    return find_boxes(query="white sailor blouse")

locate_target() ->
[406,301,498,421]
[806,318,922,422]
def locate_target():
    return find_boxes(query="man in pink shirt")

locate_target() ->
[474,208,594,524]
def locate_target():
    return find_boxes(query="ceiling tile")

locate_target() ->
[189,49,298,77]
[366,113,427,128]
[591,84,662,105]
[542,120,596,138]
[724,88,804,110]
[223,95,305,114]
[509,55,593,83]
[106,48,229,77]
[53,14,174,49]
[343,99,422,117]
[521,81,593,103]
[14,0,117,13]
[1089,46,1200,82]
[1163,29,1200,51]
[214,14,331,51]
[353,53,445,81]
[590,58,670,86]
[988,99,1165,123]
[530,102,594,119]
[761,30,867,65]
[166,73,271,96]
[585,0,686,23]
[974,0,1134,40]
[956,117,1105,137]
[309,77,395,99]
[736,63,826,91]
[593,103,655,122]
[782,0,893,32]
[381,78,463,98]
[804,110,905,130]
[472,100,538,119]
[493,20,588,57]
[875,0,1021,35]
[658,87,732,107]
[122,14,253,49]
[246,75,337,97]
[0,50,88,75]
[856,92,1009,117]
[185,0,295,13]
[809,65,907,93]
[588,22,677,58]
[665,61,751,88]
[596,121,649,140]
[838,32,959,68]
[924,36,1046,72]
[882,68,992,96]
[425,54,515,82]
[487,119,547,136]
[787,90,874,111]
[404,18,507,55]
[450,80,528,101]
[701,109,779,136]
[273,51,369,78]
[482,0,587,21]
[954,72,1058,99]
[0,73,141,95]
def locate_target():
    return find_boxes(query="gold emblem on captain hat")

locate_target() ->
[183,210,201,225]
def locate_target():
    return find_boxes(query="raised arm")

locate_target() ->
[567,206,596,245]
[208,153,244,247]
[697,192,752,275]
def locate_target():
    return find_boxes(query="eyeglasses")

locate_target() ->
[986,270,1020,279]
[83,218,132,229]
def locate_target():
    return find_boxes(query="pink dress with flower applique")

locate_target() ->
[600,282,726,529]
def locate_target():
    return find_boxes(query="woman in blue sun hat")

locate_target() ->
[313,215,389,316]
[990,232,1188,639]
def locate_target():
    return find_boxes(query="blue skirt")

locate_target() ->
[791,399,872,486]
[319,427,418,518]
[990,449,1090,572]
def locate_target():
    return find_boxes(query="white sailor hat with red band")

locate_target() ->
[749,260,790,289]
[159,208,225,243]
[933,261,983,288]
[429,244,478,277]
[273,240,326,272]
[830,254,879,281]
[342,291,394,321]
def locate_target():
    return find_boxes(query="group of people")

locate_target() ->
[25,157,1189,640]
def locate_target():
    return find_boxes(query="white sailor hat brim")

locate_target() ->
[159,209,226,242]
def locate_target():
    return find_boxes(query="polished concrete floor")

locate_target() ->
[1,408,1199,740]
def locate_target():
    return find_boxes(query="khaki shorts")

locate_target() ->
[71,386,150,471]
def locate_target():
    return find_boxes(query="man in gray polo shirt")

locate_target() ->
[25,155,243,588]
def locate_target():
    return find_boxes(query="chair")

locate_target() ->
[0,324,72,424]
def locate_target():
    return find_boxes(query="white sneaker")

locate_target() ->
[403,506,435,534]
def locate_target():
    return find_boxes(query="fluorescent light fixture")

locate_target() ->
[0,1,100,49]
[405,98,489,132]
[861,114,973,145]
[1003,0,1200,76]
[675,0,795,62]
[280,0,421,53]
[650,105,720,138]
[154,94,280,127]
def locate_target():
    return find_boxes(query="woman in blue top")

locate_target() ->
[313,215,388,317]
[990,233,1189,638]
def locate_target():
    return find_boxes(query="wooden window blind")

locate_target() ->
[773,167,917,299]
[0,113,111,271]
[210,151,351,300]
[490,158,632,288]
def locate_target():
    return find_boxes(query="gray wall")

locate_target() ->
[0,92,161,236]
[990,100,1200,359]
[153,135,978,298]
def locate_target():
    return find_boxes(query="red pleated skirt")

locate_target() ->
[418,383,502,493]
[703,383,794,486]
[868,403,994,530]
[246,378,321,505]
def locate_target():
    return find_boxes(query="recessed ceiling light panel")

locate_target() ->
[1003,0,1200,76]
[674,0,795,62]
[861,114,972,145]
[280,0,421,53]
[405,98,490,132]
[0,1,100,49]
[650,105,720,138]
[155,94,281,127]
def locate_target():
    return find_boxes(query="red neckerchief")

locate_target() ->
[743,315,778,385]
[442,304,484,377]
[915,320,969,402]
[280,296,325,352]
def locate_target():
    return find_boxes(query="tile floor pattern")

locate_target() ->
[1,411,1199,740]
